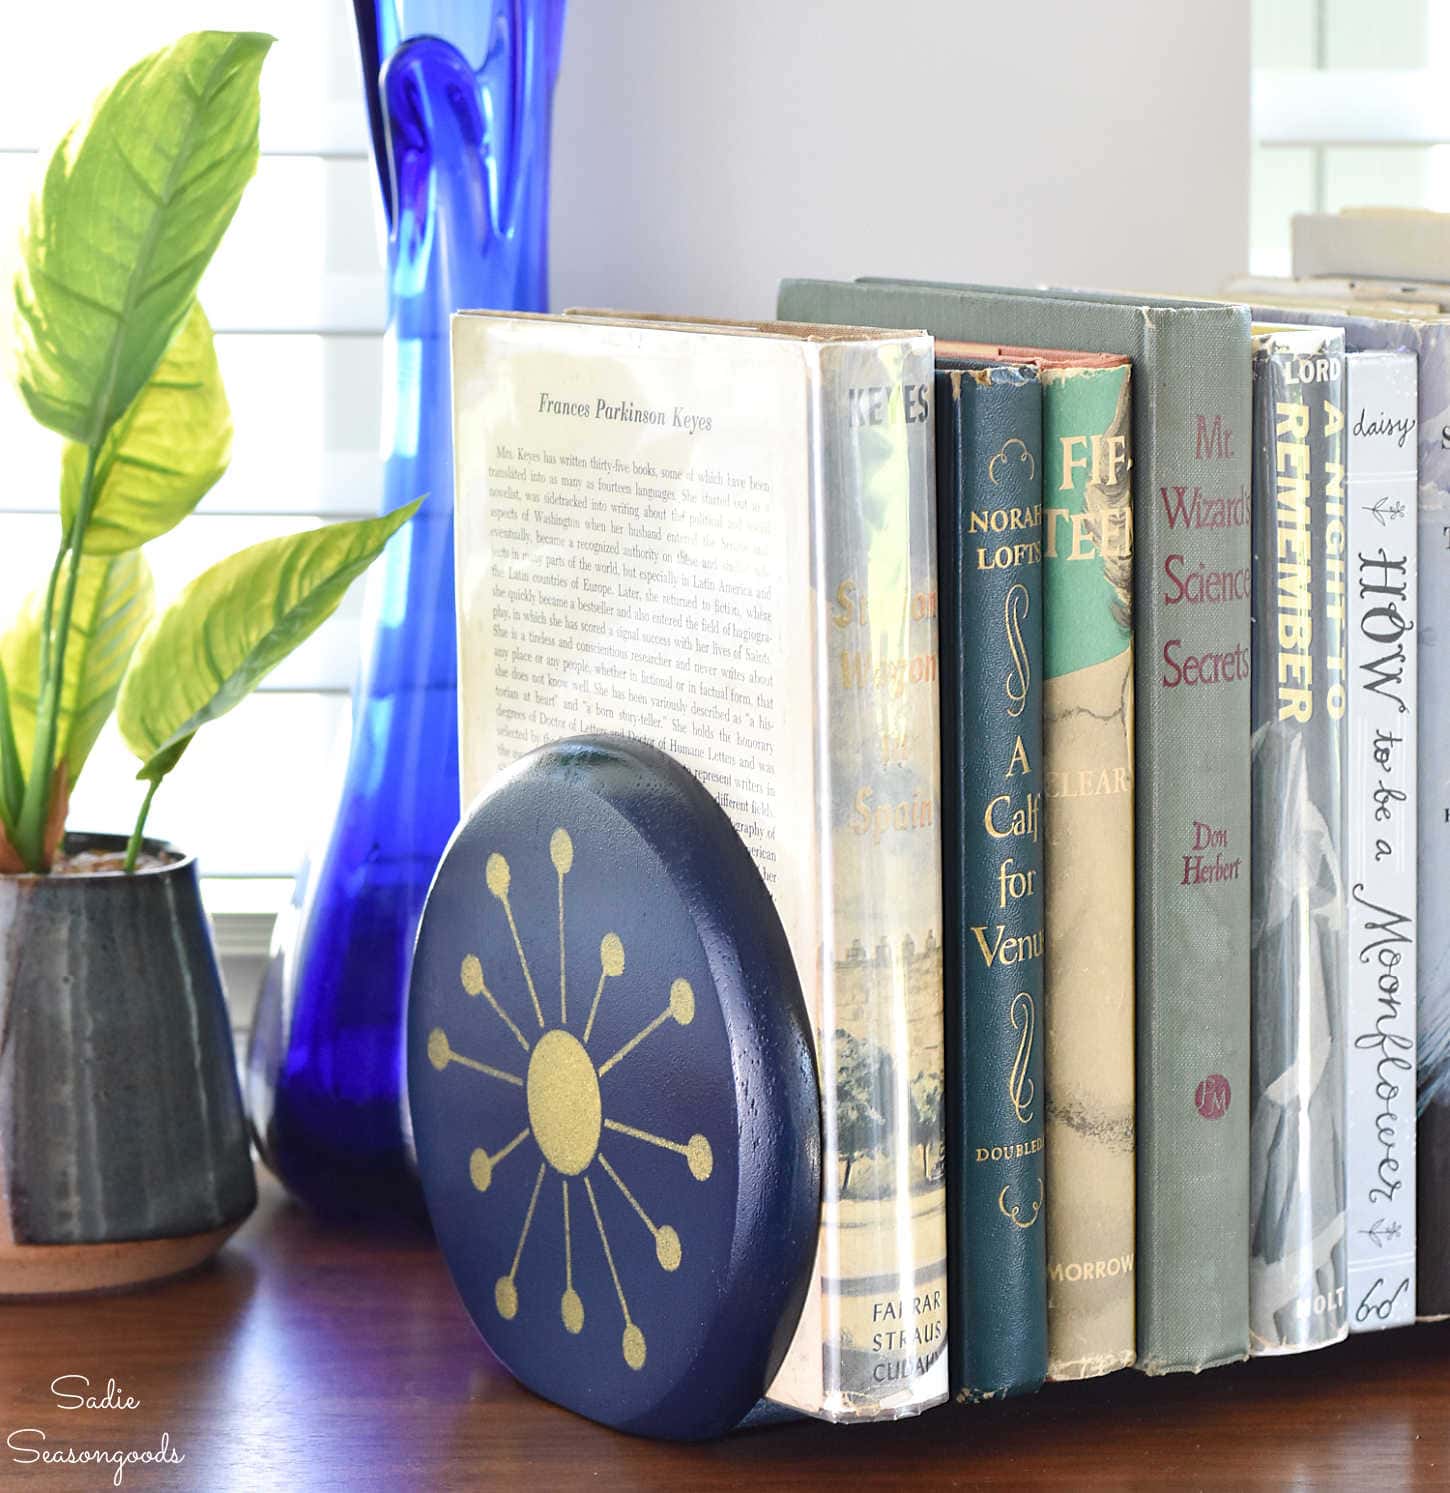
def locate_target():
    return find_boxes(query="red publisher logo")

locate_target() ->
[1195,1074,1231,1119]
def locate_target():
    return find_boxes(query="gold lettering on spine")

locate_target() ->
[1008,990,1037,1124]
[989,437,1036,485]
[1004,583,1031,718]
[999,1176,1044,1229]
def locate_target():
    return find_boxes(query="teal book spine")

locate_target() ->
[937,363,1048,1399]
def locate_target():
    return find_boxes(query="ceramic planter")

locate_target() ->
[0,834,256,1295]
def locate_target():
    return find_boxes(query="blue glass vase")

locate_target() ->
[245,0,567,1221]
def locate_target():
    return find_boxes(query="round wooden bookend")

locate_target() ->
[408,734,821,1440]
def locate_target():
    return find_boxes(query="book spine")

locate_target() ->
[1039,364,1136,1379]
[1345,350,1418,1332]
[1248,328,1349,1354]
[1417,326,1450,1321]
[938,365,1047,1399]
[1133,310,1253,1374]
[809,338,948,1418]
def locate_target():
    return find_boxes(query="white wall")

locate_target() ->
[550,0,1250,318]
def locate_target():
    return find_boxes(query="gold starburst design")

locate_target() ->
[426,827,712,1372]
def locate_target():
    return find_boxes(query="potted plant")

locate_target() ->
[0,30,417,1294]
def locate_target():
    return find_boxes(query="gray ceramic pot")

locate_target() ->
[0,833,256,1295]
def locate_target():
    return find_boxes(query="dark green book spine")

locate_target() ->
[938,364,1048,1399]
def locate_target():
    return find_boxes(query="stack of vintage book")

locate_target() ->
[442,228,1446,1429]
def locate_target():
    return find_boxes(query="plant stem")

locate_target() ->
[36,536,68,692]
[0,663,23,833]
[14,446,99,869]
[123,778,161,874]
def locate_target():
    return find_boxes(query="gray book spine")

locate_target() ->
[1247,326,1349,1355]
[777,280,1253,1372]
[1128,307,1252,1374]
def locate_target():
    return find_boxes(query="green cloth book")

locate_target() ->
[780,278,1252,1374]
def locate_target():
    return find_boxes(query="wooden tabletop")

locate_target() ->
[2,1171,1448,1491]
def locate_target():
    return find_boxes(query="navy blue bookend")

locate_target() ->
[408,735,821,1439]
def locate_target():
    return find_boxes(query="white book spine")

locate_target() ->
[1345,349,1418,1331]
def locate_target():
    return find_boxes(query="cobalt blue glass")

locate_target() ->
[245,0,567,1221]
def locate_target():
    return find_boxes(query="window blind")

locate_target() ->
[1251,0,1450,274]
[0,2,386,926]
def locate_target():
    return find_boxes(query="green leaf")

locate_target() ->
[12,31,271,448]
[0,549,156,782]
[61,300,232,554]
[118,501,421,778]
